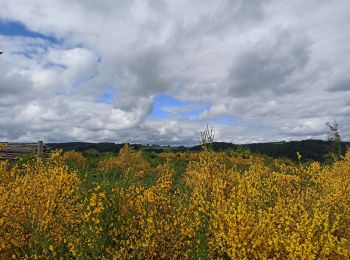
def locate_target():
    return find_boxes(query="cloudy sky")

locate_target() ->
[0,0,349,145]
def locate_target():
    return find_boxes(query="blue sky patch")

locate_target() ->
[0,19,60,43]
[97,88,115,104]
[149,94,179,119]
[150,94,210,120]
[176,105,208,120]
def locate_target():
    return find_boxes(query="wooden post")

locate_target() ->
[37,141,43,157]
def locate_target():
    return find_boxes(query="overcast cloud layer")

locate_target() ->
[1,0,349,144]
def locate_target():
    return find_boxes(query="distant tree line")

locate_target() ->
[46,139,349,163]
[45,120,347,162]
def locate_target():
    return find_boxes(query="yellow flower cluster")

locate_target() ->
[105,149,350,258]
[98,144,150,179]
[0,143,7,160]
[63,150,86,165]
[159,151,200,161]
[183,150,350,258]
[107,164,194,259]
[160,150,264,166]
[1,146,349,258]
[0,151,82,259]
[73,184,107,258]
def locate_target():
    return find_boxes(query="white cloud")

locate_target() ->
[46,48,98,83]
[0,0,350,144]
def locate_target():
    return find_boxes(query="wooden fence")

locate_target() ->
[0,141,48,161]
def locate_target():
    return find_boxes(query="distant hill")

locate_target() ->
[190,140,350,162]
[46,142,141,153]
[46,140,350,162]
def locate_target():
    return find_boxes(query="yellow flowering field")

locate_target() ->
[0,145,349,259]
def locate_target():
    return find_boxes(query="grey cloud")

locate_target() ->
[329,77,350,92]
[227,29,311,97]
[113,49,167,112]
[0,97,151,142]
[169,0,271,43]
[195,0,270,36]
[0,72,29,95]
[279,119,328,137]
[146,0,166,13]
[1,0,350,143]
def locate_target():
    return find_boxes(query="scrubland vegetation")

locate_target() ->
[1,143,350,259]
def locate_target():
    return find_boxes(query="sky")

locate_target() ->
[0,0,349,145]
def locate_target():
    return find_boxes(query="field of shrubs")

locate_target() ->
[1,143,350,259]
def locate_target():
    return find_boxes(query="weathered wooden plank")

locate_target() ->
[0,142,49,161]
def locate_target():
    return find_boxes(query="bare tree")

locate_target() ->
[200,124,215,150]
[326,120,341,158]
